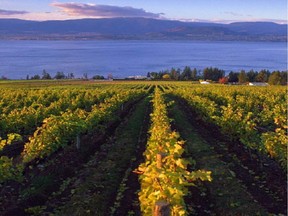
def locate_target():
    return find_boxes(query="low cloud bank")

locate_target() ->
[51,3,164,18]
[0,9,29,15]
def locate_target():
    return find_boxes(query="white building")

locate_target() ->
[248,82,269,86]
[200,81,210,84]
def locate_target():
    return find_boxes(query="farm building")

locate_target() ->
[248,82,269,86]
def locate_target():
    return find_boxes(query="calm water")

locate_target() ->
[0,40,287,79]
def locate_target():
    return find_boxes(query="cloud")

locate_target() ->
[0,9,29,15]
[224,11,244,17]
[224,11,253,18]
[177,17,287,24]
[51,3,163,18]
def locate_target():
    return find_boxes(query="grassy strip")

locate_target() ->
[168,96,268,215]
[110,95,152,216]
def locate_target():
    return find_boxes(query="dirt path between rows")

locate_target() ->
[168,96,284,215]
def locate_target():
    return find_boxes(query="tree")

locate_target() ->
[238,70,248,84]
[162,74,171,79]
[42,70,51,80]
[149,72,160,80]
[256,70,270,82]
[54,71,66,79]
[83,73,88,80]
[92,75,105,80]
[219,77,228,84]
[228,71,239,83]
[180,66,192,80]
[159,70,169,79]
[268,71,286,85]
[203,67,225,81]
[191,68,198,80]
[170,68,180,80]
[31,74,40,80]
[280,71,288,85]
[67,73,74,79]
[246,70,258,82]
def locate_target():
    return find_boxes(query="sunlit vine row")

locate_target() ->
[0,89,116,137]
[168,85,287,169]
[137,87,211,216]
[0,89,146,183]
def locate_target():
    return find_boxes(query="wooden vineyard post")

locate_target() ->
[76,134,80,150]
[154,152,170,216]
[156,152,166,169]
[154,200,170,216]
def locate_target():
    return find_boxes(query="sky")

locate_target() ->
[0,0,287,24]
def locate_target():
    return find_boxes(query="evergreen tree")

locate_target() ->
[203,67,224,81]
[238,70,248,83]
[228,71,239,83]
[191,68,198,80]
[180,66,192,80]
[247,70,258,82]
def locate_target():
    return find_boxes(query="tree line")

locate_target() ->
[28,71,75,80]
[147,67,287,85]
[1,67,286,85]
[26,70,105,80]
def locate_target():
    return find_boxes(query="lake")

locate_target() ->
[0,40,287,79]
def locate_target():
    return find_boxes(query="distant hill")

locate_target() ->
[0,18,286,41]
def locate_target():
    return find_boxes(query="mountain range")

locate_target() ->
[0,18,286,41]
